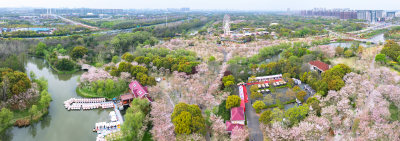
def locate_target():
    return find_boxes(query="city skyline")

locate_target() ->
[1,0,400,11]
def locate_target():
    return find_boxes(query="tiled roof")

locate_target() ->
[309,60,330,71]
[231,107,245,121]
[120,93,134,101]
[129,80,148,98]
[226,121,244,131]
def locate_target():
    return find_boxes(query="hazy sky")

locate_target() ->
[0,0,399,11]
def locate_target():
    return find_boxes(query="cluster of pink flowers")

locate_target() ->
[263,68,400,140]
[309,45,335,58]
[80,67,113,83]
[150,100,176,141]
[231,126,249,141]
[210,114,228,140]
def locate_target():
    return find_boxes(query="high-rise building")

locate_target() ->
[356,10,384,22]
[300,8,356,20]
[387,12,396,18]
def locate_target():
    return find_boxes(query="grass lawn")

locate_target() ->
[331,57,358,70]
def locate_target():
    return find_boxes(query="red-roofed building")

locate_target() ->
[309,60,330,73]
[120,93,134,105]
[231,107,245,124]
[128,80,152,102]
[226,121,244,132]
[226,107,245,132]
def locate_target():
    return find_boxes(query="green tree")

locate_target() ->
[70,46,88,59]
[375,53,387,63]
[29,71,36,80]
[284,104,309,126]
[121,108,145,140]
[293,86,300,92]
[226,95,241,109]
[112,56,119,64]
[271,108,284,123]
[253,100,266,113]
[344,50,353,57]
[36,42,47,56]
[208,56,216,62]
[397,55,400,63]
[222,75,235,87]
[122,52,135,62]
[105,79,114,96]
[250,91,263,100]
[381,40,400,60]
[248,76,256,83]
[263,94,274,104]
[171,103,205,135]
[29,105,38,120]
[173,111,192,135]
[250,85,258,93]
[335,46,344,56]
[217,100,230,121]
[0,108,13,128]
[259,110,272,124]
[39,91,52,111]
[296,91,307,102]
[55,59,75,71]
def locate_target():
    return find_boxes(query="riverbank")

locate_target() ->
[45,56,79,75]
[0,108,49,133]
[76,87,109,99]
[76,87,123,100]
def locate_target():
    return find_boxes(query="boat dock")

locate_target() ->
[95,103,124,141]
[63,98,114,110]
[63,97,124,141]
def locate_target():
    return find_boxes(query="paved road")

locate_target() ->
[55,15,99,30]
[245,86,263,141]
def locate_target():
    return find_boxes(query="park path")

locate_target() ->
[245,85,263,141]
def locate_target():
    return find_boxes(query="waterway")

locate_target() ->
[327,33,386,48]
[1,57,112,141]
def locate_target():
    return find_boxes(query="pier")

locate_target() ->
[63,98,124,141]
[63,98,114,110]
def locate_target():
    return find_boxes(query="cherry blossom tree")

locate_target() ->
[150,100,176,141]
[231,126,249,141]
[210,114,228,140]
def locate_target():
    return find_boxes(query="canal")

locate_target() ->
[1,57,112,141]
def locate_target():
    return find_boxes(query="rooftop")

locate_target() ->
[120,93,134,101]
[129,80,148,98]
[226,121,244,131]
[309,60,330,71]
[231,107,245,121]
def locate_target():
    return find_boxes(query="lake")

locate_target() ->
[1,57,112,141]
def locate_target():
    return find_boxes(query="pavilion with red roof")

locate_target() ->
[226,107,245,132]
[127,80,152,102]
[309,60,330,73]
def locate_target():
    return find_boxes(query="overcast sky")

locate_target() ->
[0,0,399,11]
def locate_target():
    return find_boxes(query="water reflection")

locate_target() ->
[28,124,37,137]
[40,114,52,130]
[3,57,109,141]
[0,129,13,141]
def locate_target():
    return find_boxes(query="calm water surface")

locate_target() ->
[1,57,111,141]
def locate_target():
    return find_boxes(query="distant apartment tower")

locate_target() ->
[387,11,396,18]
[357,10,384,22]
[180,7,190,11]
[340,11,357,19]
[300,8,356,20]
